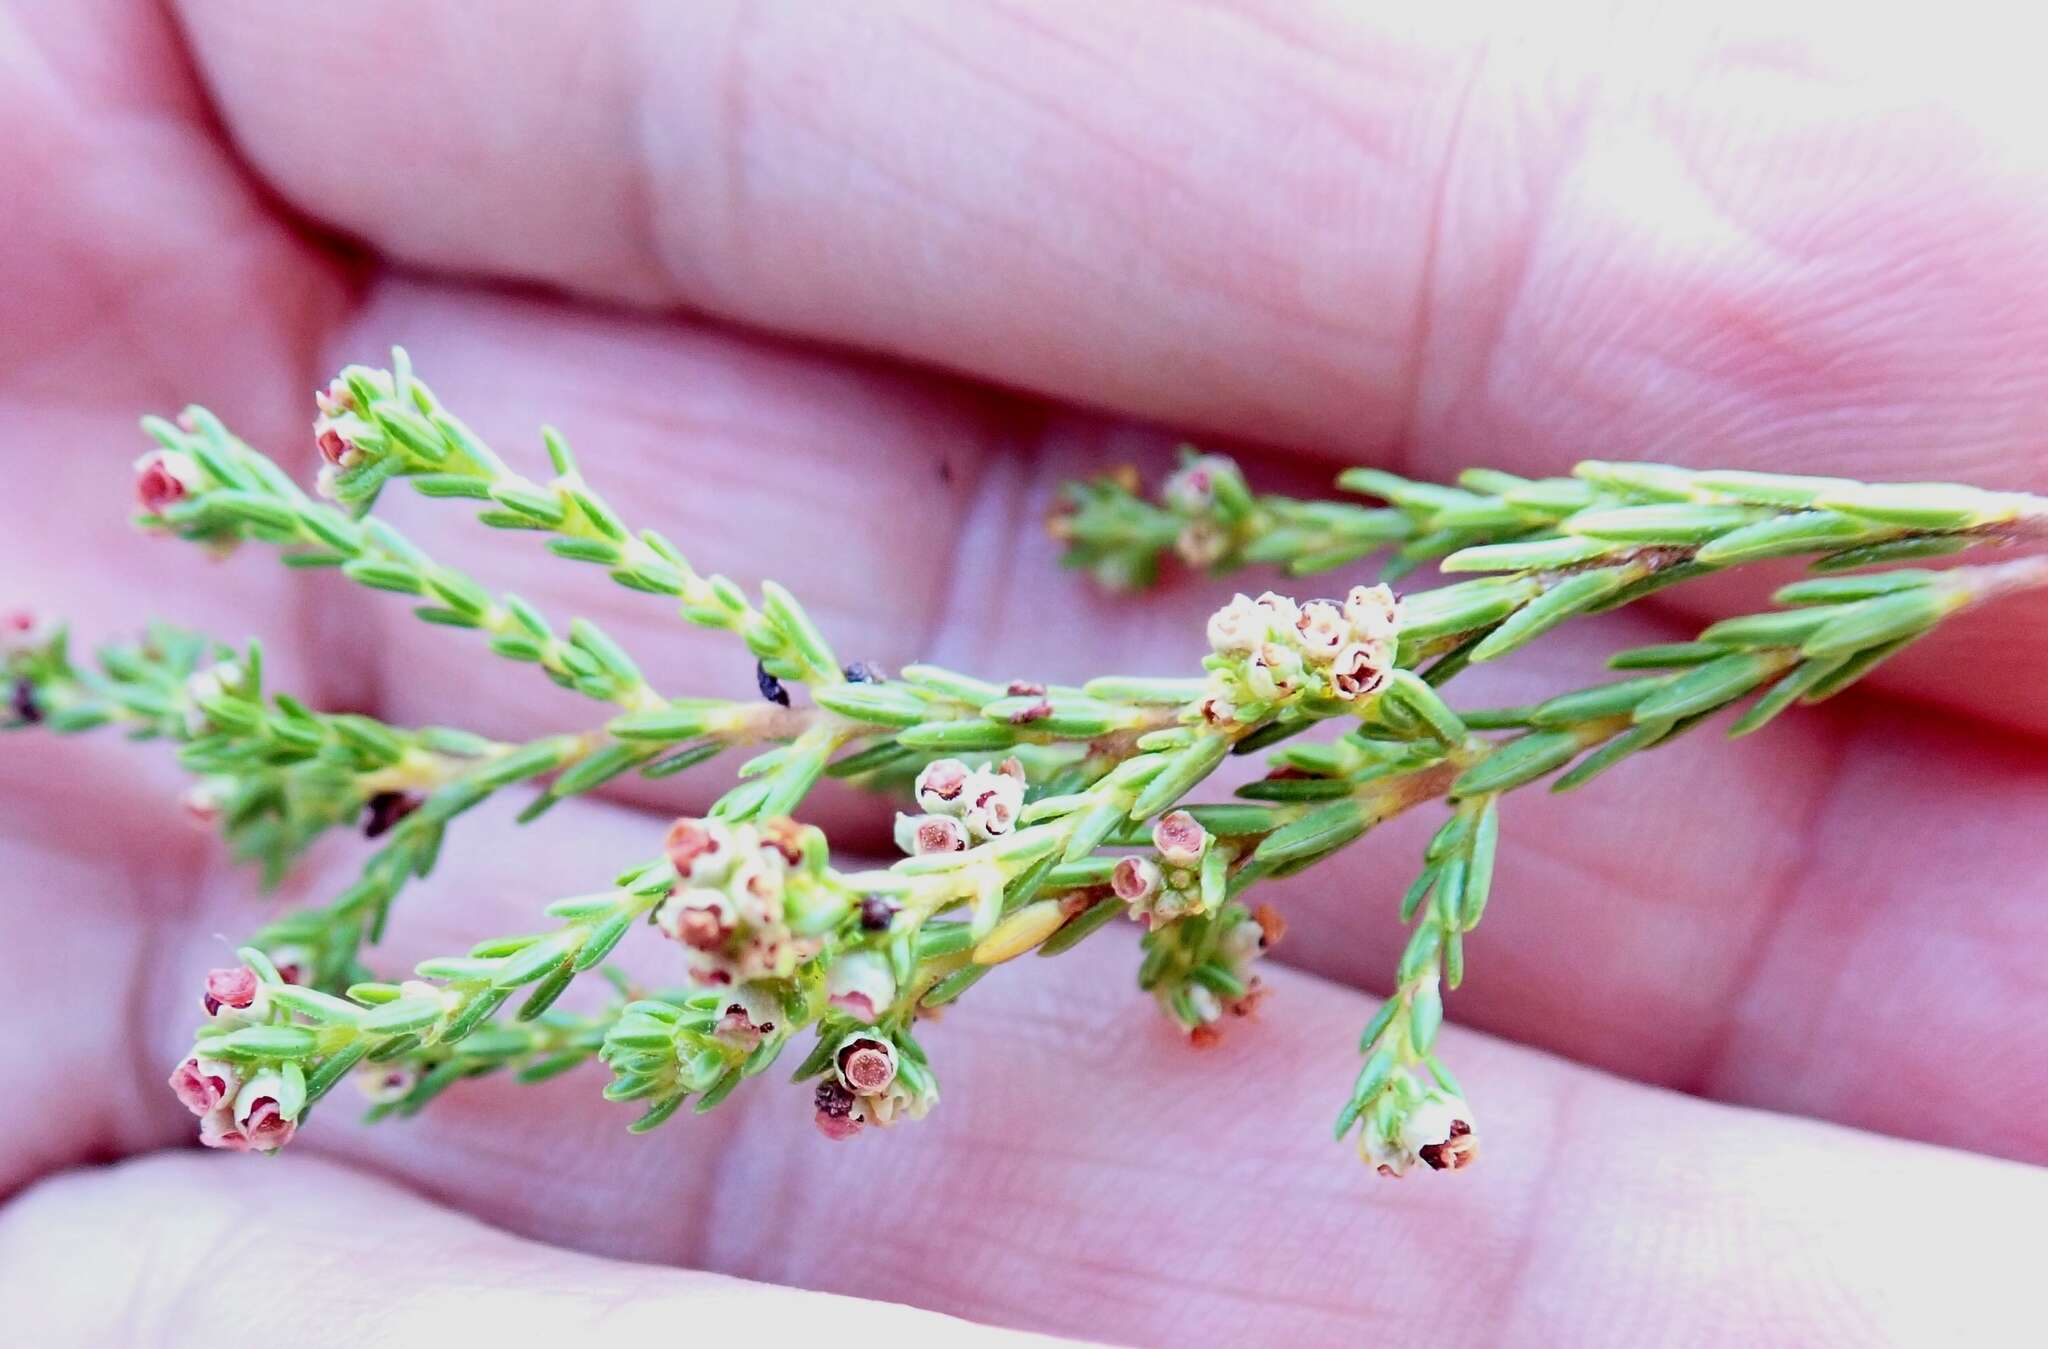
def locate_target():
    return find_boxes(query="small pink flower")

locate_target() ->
[1330,642,1390,700]
[1153,810,1210,867]
[135,450,201,516]
[1161,454,1234,513]
[834,1034,899,1096]
[715,991,778,1050]
[813,1080,864,1140]
[234,1071,299,1148]
[895,812,968,856]
[913,759,971,813]
[1112,855,1163,903]
[664,817,728,881]
[202,966,261,1019]
[168,1055,240,1116]
[656,888,734,950]
[826,951,897,1023]
[197,1105,253,1152]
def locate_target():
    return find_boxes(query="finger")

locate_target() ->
[135,818,2043,1347]
[0,1152,1069,1346]
[174,0,2048,482]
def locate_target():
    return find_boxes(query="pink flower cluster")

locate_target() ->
[892,757,1026,856]
[655,816,824,985]
[1112,809,1215,927]
[167,967,301,1153]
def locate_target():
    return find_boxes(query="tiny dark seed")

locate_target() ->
[756,662,790,707]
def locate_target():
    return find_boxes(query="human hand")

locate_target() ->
[2,2,2042,1344]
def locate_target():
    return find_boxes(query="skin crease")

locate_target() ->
[1,0,2045,1343]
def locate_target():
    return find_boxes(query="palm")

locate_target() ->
[3,2,2042,1344]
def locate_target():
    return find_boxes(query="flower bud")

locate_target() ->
[1175,519,1230,567]
[1152,810,1210,867]
[135,450,201,516]
[202,966,262,1019]
[1245,642,1304,701]
[825,951,897,1023]
[834,1033,899,1096]
[1161,454,1233,513]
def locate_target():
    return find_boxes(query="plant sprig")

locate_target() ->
[19,354,2038,1179]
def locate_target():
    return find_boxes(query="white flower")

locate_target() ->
[1175,519,1230,567]
[894,812,968,856]
[962,767,1024,840]
[1344,584,1403,643]
[1400,1093,1478,1172]
[1245,642,1304,701]
[913,758,971,814]
[1329,641,1390,700]
[825,951,898,1022]
[1293,600,1348,663]
[1205,593,1267,654]
[1253,591,1301,632]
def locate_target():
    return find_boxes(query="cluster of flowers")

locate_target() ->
[656,814,903,1032]
[1360,1089,1479,1177]
[1159,452,1247,567]
[1111,809,1216,927]
[1198,583,1403,724]
[812,1028,940,1141]
[656,816,836,986]
[892,757,1027,856]
[312,371,392,497]
[167,967,303,1152]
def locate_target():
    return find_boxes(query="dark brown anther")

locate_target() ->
[362,791,423,839]
[1419,1119,1478,1171]
[842,661,887,684]
[814,1079,857,1120]
[858,896,897,931]
[757,661,790,707]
